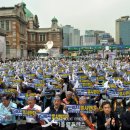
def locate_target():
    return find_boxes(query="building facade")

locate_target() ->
[63,25,80,46]
[0,2,63,58]
[27,17,63,57]
[98,33,114,45]
[116,16,130,44]
[81,30,114,45]
[0,3,28,59]
[0,28,6,61]
[73,29,80,46]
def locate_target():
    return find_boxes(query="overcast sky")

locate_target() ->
[1,0,130,37]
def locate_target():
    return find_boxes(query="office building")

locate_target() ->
[116,16,130,44]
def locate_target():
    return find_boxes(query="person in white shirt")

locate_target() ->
[17,96,41,130]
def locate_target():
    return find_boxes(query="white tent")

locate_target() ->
[38,49,48,54]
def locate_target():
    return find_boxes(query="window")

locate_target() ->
[6,20,9,31]
[40,35,43,41]
[31,34,35,41]
[6,41,10,55]
[52,34,56,41]
[39,34,45,42]
[1,20,4,29]
[0,21,1,28]
[21,44,24,57]
[20,24,25,34]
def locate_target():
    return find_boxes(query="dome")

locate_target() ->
[21,2,34,18]
[52,17,58,22]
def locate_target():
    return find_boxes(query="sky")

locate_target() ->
[1,0,130,37]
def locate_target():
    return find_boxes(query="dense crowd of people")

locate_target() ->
[0,56,129,130]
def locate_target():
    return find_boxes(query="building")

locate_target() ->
[73,29,80,46]
[0,28,6,61]
[116,16,130,44]
[63,25,74,46]
[0,3,28,59]
[27,17,63,57]
[98,33,114,45]
[81,30,97,45]
[63,25,80,46]
[0,2,63,58]
[80,35,84,46]
[81,35,96,46]
[81,30,114,45]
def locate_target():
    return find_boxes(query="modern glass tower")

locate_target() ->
[116,16,130,44]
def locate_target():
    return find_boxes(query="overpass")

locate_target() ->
[63,44,130,51]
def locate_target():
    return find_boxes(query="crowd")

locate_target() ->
[0,56,129,130]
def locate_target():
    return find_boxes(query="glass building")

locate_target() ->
[116,16,130,44]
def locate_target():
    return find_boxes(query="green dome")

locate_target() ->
[21,2,34,18]
[25,8,34,18]
[52,17,58,22]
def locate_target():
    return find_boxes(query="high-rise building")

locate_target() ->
[81,30,97,45]
[63,25,80,46]
[73,29,80,46]
[81,30,114,45]
[99,33,114,45]
[116,16,130,44]
[81,36,96,46]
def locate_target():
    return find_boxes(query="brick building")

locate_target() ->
[0,2,63,58]
[0,28,6,61]
[27,17,63,57]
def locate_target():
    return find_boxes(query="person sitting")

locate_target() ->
[32,96,68,130]
[0,94,17,130]
[43,96,67,114]
[62,91,76,105]
[17,96,42,130]
[96,101,119,130]
[120,102,130,130]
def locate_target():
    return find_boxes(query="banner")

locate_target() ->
[79,75,88,79]
[0,89,17,94]
[18,93,36,99]
[66,105,97,113]
[76,88,100,96]
[11,109,68,121]
[108,89,130,98]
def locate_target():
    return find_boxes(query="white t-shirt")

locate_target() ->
[22,104,42,123]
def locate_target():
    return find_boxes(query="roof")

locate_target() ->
[28,28,61,33]
[0,7,14,10]
[21,2,34,18]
